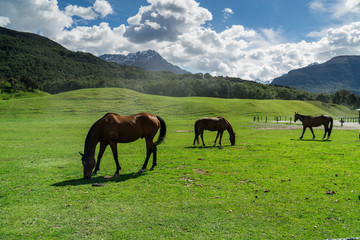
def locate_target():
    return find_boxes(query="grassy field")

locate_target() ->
[1,88,360,239]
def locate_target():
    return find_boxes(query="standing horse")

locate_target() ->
[80,112,166,179]
[193,117,235,147]
[294,112,333,140]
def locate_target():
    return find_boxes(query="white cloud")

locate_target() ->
[65,5,98,20]
[331,0,360,19]
[222,8,233,20]
[0,16,10,27]
[55,23,129,55]
[93,0,114,18]
[309,0,327,13]
[124,0,212,43]
[0,0,72,38]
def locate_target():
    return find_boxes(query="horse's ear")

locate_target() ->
[79,152,84,157]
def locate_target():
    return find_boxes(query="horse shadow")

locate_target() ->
[290,138,332,142]
[51,172,143,187]
[185,145,232,149]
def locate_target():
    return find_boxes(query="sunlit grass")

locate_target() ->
[1,88,360,239]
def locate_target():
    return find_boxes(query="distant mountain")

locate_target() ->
[99,50,189,75]
[271,56,360,95]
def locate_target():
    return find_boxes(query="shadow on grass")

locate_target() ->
[185,145,234,149]
[290,138,332,142]
[51,172,143,187]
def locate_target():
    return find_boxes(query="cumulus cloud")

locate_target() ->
[93,0,114,18]
[65,5,98,20]
[1,0,360,82]
[0,0,72,38]
[124,0,212,43]
[65,0,113,20]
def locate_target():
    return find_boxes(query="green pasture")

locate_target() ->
[1,88,360,239]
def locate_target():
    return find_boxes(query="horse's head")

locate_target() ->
[80,152,95,179]
[230,132,236,146]
[294,112,299,122]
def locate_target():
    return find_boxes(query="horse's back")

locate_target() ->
[99,112,160,142]
[196,117,226,131]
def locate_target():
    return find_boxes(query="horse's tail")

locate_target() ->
[328,117,333,138]
[154,116,167,146]
[194,121,199,144]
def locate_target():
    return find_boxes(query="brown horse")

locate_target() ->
[80,112,166,179]
[294,112,333,140]
[193,117,235,147]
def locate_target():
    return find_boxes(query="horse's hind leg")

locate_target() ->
[109,141,121,178]
[200,131,206,146]
[310,127,315,139]
[139,139,154,173]
[323,125,329,140]
[213,131,220,146]
[92,142,107,176]
[150,146,157,171]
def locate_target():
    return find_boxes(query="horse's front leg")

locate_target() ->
[309,127,315,139]
[193,133,199,146]
[92,142,107,176]
[109,141,121,178]
[300,127,306,139]
[218,131,224,146]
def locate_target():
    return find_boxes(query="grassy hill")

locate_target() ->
[1,88,360,239]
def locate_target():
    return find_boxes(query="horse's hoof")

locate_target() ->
[138,169,145,174]
[91,172,97,176]
[113,173,119,178]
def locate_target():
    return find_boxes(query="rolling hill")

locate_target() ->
[271,56,360,94]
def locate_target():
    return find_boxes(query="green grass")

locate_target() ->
[1,88,360,239]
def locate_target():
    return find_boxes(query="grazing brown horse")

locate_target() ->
[294,112,333,140]
[193,117,235,147]
[80,112,166,179]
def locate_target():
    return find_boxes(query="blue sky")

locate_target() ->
[0,0,360,81]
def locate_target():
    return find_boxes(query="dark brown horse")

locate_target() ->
[80,112,166,179]
[294,112,333,140]
[193,117,235,147]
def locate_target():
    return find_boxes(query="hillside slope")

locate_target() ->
[271,56,360,94]
[1,88,354,122]
[0,27,167,93]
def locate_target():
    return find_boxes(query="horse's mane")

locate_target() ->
[223,118,235,135]
[83,113,112,157]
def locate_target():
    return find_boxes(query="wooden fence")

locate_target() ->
[252,116,360,125]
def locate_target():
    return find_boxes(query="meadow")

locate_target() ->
[1,88,360,239]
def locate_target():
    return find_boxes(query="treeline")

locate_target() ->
[2,72,360,108]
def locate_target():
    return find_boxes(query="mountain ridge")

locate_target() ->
[99,50,189,75]
[271,55,360,95]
